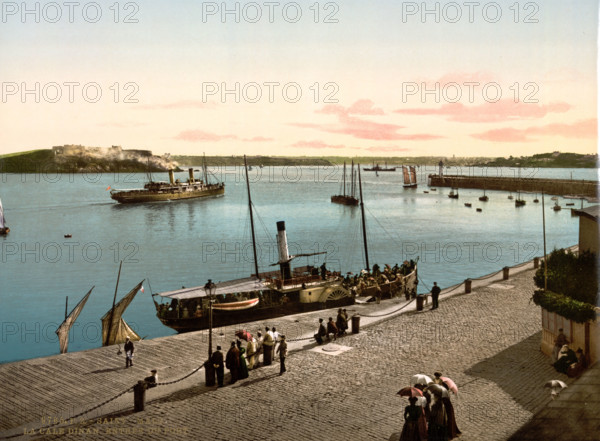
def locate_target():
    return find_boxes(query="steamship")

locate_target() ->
[110,167,224,204]
[151,157,418,333]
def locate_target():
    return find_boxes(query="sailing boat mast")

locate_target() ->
[343,162,347,196]
[351,160,356,198]
[358,165,370,271]
[244,155,260,278]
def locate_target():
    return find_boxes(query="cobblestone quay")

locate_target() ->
[1,267,578,441]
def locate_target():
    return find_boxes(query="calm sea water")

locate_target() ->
[0,166,597,363]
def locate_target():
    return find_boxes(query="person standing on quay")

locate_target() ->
[211,345,224,387]
[430,282,441,310]
[124,336,134,368]
[226,341,240,384]
[263,327,274,366]
[276,335,288,375]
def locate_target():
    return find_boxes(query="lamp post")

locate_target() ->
[204,279,216,386]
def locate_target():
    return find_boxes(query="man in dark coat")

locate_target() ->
[430,282,441,310]
[211,346,225,387]
[225,341,240,384]
[276,335,288,375]
[314,318,327,344]
[124,336,134,368]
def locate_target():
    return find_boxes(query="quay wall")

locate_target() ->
[428,174,599,198]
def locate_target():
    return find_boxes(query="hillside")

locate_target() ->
[0,146,179,173]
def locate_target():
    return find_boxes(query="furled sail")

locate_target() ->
[55,287,94,354]
[101,280,144,346]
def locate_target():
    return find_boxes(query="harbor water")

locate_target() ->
[0,166,596,363]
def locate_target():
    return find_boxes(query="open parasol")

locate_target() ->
[425,384,450,398]
[440,376,458,394]
[411,374,433,386]
[235,330,252,341]
[544,380,567,398]
[397,386,424,398]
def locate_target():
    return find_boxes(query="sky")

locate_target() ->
[0,0,597,157]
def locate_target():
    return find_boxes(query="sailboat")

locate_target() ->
[402,165,418,188]
[102,263,144,346]
[448,188,459,199]
[479,186,488,202]
[515,190,526,207]
[55,288,94,354]
[0,198,9,235]
[331,161,359,205]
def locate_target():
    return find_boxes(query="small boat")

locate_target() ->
[464,203,472,208]
[212,298,259,311]
[423,191,429,194]
[508,193,514,200]
[566,202,575,206]
[553,202,562,212]
[331,161,359,206]
[479,187,488,202]
[476,208,482,212]
[533,194,539,203]
[448,188,459,199]
[551,196,558,201]
[402,165,418,188]
[430,188,437,191]
[64,234,72,238]
[0,198,9,235]
[515,199,526,207]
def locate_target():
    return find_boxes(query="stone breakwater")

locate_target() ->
[428,174,598,198]
[1,265,569,441]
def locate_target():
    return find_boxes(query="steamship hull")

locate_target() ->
[110,184,224,204]
[156,293,353,333]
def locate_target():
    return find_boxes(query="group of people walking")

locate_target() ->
[399,372,461,441]
[210,326,288,387]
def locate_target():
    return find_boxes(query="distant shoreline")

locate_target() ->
[0,149,597,172]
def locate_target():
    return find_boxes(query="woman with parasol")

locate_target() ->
[399,397,423,441]
[432,373,461,439]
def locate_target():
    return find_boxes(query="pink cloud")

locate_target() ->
[173,130,237,142]
[291,140,346,149]
[471,118,597,142]
[318,99,385,117]
[394,100,571,123]
[293,99,442,141]
[136,100,216,110]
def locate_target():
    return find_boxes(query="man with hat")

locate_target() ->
[124,336,134,368]
[210,345,225,387]
[276,335,287,375]
[144,369,158,388]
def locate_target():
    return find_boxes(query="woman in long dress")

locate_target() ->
[237,340,249,379]
[399,397,423,441]
[428,396,448,441]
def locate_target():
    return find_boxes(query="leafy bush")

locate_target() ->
[532,290,597,323]
[534,249,598,306]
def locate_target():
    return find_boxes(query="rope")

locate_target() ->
[361,298,416,317]
[156,364,204,386]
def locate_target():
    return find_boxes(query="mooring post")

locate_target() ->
[134,380,146,412]
[533,257,539,269]
[502,266,510,280]
[464,279,472,294]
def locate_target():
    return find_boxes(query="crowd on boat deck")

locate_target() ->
[341,260,418,296]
